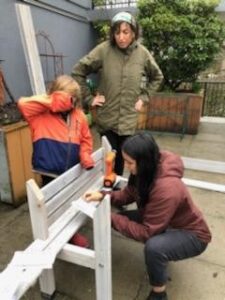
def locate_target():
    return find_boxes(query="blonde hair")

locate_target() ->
[47,75,81,107]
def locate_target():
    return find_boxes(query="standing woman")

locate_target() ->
[72,12,163,175]
[84,131,211,300]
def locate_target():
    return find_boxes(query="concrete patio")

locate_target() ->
[0,119,225,300]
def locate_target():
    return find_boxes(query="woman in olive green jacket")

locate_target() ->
[72,11,163,175]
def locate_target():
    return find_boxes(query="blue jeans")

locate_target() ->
[119,210,208,286]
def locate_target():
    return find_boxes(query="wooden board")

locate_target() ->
[146,93,203,134]
[0,121,41,205]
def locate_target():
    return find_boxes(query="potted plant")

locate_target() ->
[137,0,225,134]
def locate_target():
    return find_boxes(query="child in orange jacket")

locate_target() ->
[18,75,94,247]
[18,75,94,185]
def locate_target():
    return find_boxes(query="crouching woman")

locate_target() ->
[84,131,211,300]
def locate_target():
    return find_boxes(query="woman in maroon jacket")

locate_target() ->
[84,131,211,300]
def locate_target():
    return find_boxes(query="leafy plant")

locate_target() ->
[92,20,110,42]
[137,0,225,91]
[92,0,105,7]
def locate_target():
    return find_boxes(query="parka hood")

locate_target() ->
[157,151,184,179]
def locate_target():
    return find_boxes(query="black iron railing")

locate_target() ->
[93,0,137,9]
[199,80,225,117]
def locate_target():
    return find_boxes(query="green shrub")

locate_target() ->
[93,20,110,43]
[92,0,105,7]
[137,0,225,91]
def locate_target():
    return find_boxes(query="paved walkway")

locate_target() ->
[0,120,225,300]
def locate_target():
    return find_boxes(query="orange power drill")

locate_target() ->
[103,151,117,188]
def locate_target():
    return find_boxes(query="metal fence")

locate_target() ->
[199,81,225,117]
[93,0,137,9]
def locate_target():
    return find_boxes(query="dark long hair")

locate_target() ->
[122,131,160,207]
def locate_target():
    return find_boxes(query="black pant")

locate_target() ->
[120,209,208,286]
[41,175,54,186]
[101,130,129,175]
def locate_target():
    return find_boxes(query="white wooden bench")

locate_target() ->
[1,135,225,300]
[0,137,113,300]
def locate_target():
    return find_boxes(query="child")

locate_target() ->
[18,74,94,247]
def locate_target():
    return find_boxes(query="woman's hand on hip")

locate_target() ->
[135,98,144,112]
[91,94,105,107]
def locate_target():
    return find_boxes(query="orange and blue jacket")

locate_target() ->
[18,91,94,175]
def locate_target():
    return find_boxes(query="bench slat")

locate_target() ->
[58,242,96,269]
[47,171,104,227]
[42,148,104,201]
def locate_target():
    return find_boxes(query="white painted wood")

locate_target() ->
[42,148,103,201]
[14,4,112,298]
[38,204,91,296]
[116,175,128,183]
[47,176,103,238]
[26,180,56,295]
[0,198,97,298]
[26,154,106,298]
[0,240,46,300]
[0,139,111,299]
[182,157,225,174]
[15,4,46,94]
[200,116,225,123]
[117,169,225,193]
[0,203,95,299]
[1,133,225,299]
[26,180,48,240]
[39,269,56,297]
[94,195,112,300]
[46,162,103,225]
[58,244,95,269]
[183,178,225,193]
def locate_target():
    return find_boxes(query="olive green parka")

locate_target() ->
[72,40,163,135]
